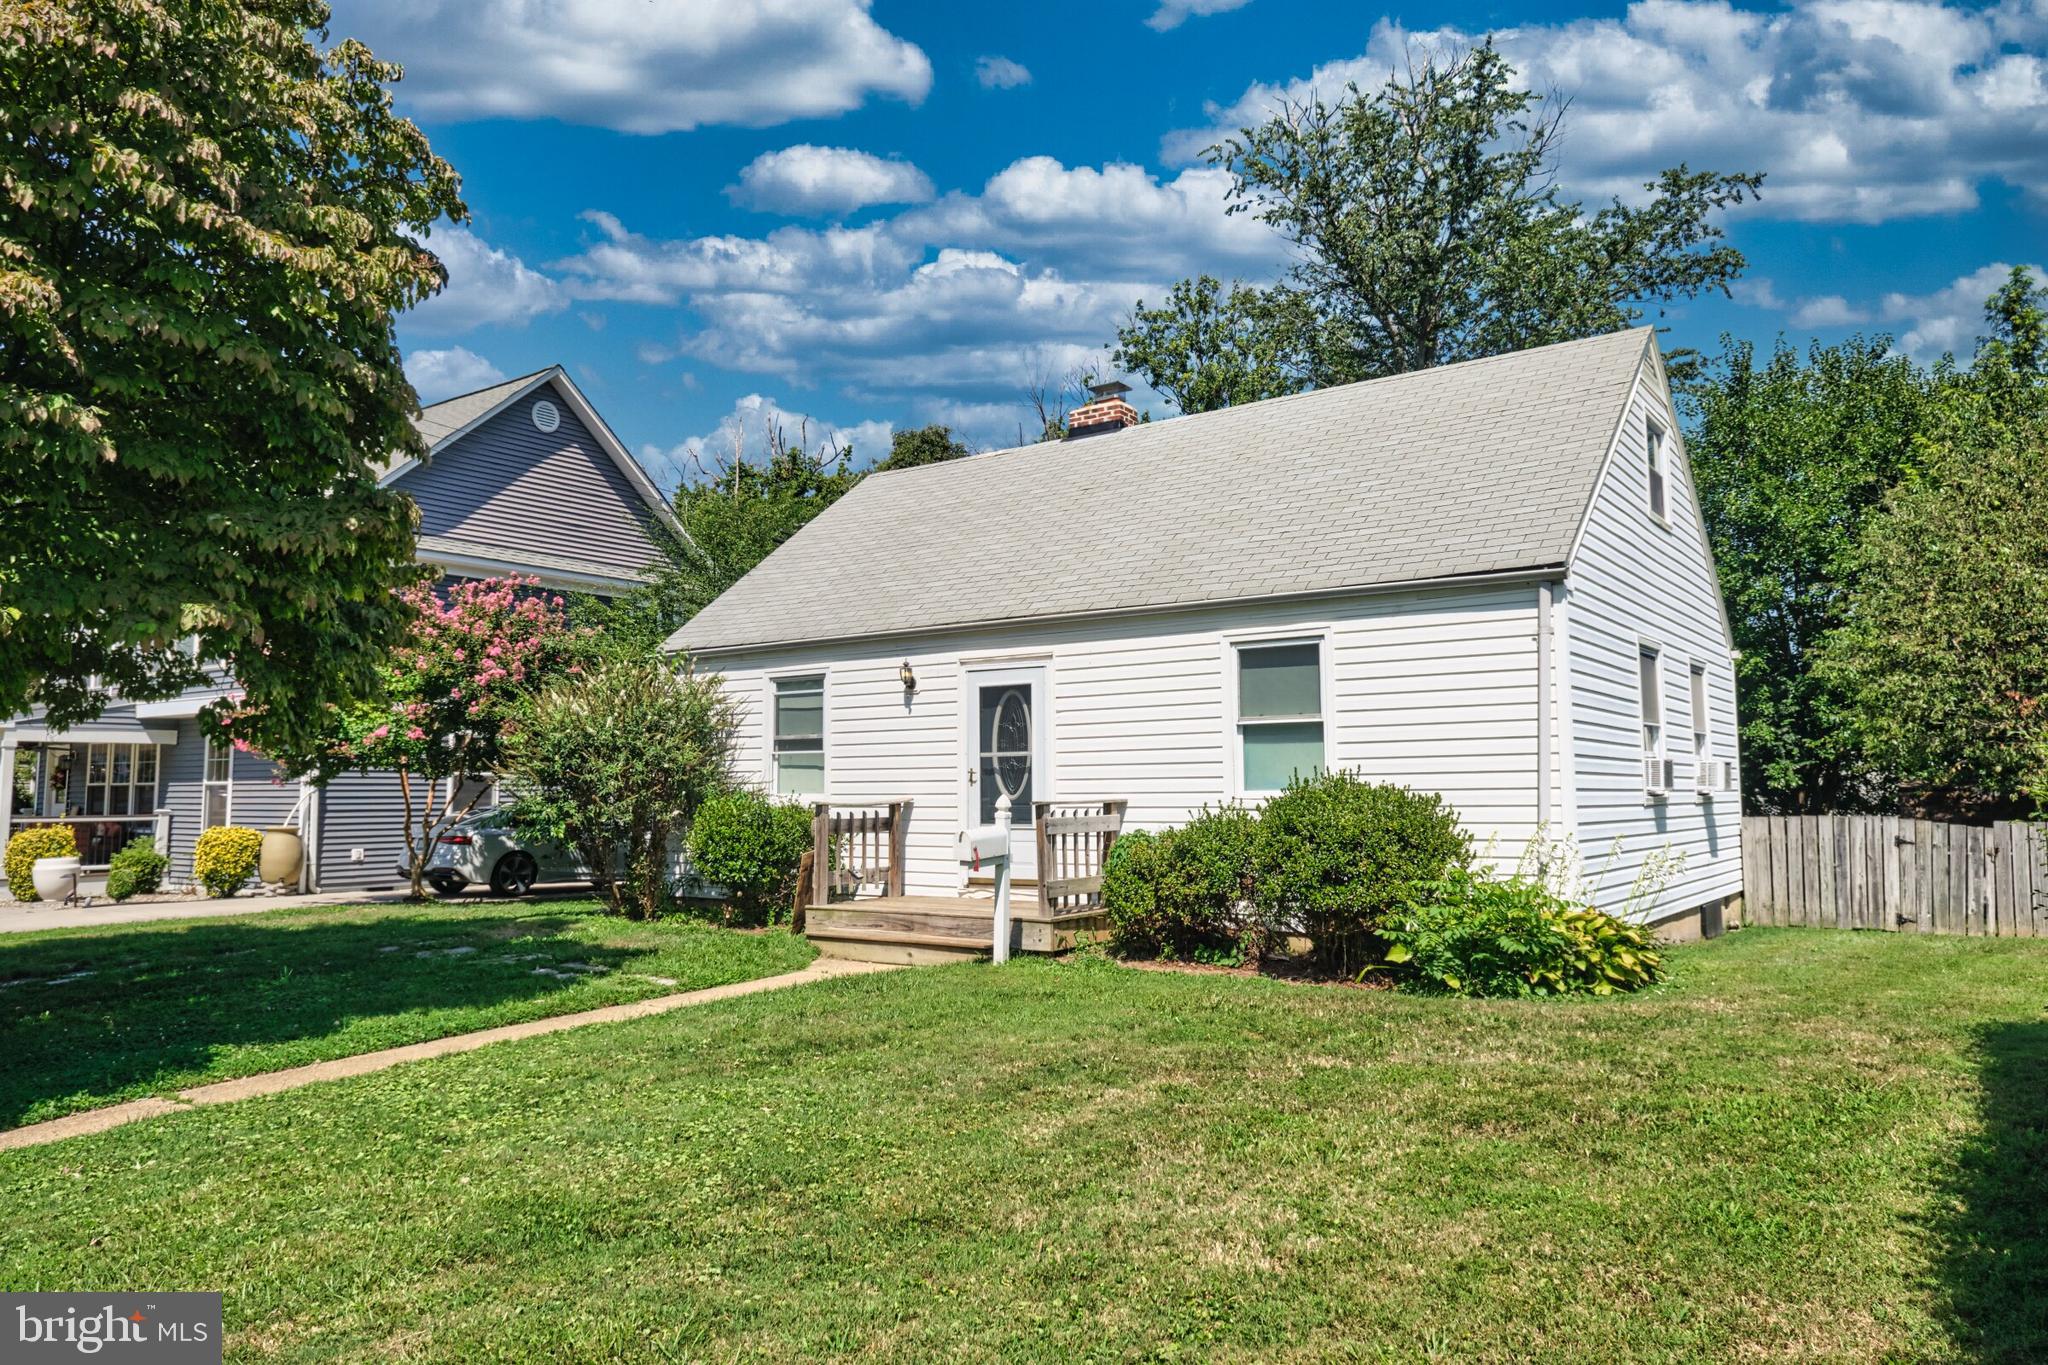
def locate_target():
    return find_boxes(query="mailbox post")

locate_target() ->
[959,794,1015,964]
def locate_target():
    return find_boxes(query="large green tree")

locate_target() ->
[0,0,464,749]
[1116,43,1761,410]
[1682,337,1940,811]
[873,423,971,472]
[1819,419,2048,819]
[1685,266,2048,815]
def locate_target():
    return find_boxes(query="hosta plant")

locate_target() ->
[1379,867,1663,997]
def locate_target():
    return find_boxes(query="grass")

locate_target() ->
[0,899,815,1127]
[2,928,2045,1362]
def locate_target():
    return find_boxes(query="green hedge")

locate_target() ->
[1102,806,1259,962]
[687,790,814,925]
[1252,772,1470,976]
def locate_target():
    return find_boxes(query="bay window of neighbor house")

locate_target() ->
[1237,640,1325,793]
[203,738,231,827]
[772,676,825,796]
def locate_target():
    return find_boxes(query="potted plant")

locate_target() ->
[258,825,304,888]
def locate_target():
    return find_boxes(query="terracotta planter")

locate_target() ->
[258,827,304,888]
[31,855,81,902]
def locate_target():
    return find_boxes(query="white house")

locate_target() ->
[667,328,1742,951]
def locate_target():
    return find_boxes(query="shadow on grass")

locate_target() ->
[1935,1020,2048,1362]
[0,910,646,1127]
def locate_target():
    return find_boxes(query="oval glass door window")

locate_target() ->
[978,685,1034,824]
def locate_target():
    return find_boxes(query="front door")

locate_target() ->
[965,666,1047,884]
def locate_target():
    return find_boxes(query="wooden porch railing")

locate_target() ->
[809,799,913,907]
[1033,800,1128,914]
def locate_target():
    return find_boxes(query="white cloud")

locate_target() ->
[1166,4,2048,223]
[1146,0,1256,31]
[1880,261,2046,358]
[549,153,1283,439]
[729,145,935,215]
[405,347,507,402]
[975,56,1031,89]
[405,227,564,334]
[1789,294,1872,328]
[641,393,894,482]
[1729,277,1784,310]
[345,0,932,135]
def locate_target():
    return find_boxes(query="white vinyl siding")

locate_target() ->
[1565,357,1743,921]
[771,675,825,796]
[702,580,1548,897]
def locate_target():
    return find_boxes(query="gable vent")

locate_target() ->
[531,399,561,433]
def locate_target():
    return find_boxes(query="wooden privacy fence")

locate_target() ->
[1743,815,2048,936]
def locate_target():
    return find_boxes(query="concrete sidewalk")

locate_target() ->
[0,957,897,1151]
[0,882,593,934]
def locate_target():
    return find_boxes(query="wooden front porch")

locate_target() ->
[800,799,1127,965]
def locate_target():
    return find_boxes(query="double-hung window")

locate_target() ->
[1647,419,1669,521]
[1639,645,1667,795]
[1236,640,1324,794]
[772,675,825,796]
[78,743,159,817]
[203,738,232,828]
[1689,663,1710,785]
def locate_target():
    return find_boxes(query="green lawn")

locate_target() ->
[0,899,815,1127]
[3,928,2044,1362]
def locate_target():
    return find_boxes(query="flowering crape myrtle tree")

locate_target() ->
[226,576,582,899]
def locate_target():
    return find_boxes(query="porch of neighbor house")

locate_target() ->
[799,799,1128,964]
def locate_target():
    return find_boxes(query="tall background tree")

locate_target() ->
[1115,42,1761,411]
[0,0,465,749]
[1681,338,1939,811]
[628,422,970,638]
[1686,266,2048,815]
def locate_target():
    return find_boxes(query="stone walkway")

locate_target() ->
[0,957,897,1152]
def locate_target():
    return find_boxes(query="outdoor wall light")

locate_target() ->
[899,660,917,693]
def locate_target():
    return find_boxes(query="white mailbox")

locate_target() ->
[958,793,1017,964]
[958,822,1010,871]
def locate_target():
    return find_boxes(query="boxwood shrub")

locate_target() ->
[106,837,170,902]
[1102,806,1260,962]
[687,790,814,925]
[1252,771,1470,976]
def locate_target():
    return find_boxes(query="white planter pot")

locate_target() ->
[31,855,81,902]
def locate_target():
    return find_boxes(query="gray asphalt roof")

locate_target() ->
[410,369,552,447]
[668,328,1654,655]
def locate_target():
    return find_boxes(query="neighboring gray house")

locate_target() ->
[2,366,671,895]
[672,328,1742,949]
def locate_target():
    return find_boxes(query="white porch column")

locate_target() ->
[0,738,17,860]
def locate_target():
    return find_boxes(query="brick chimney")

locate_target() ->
[1064,380,1137,440]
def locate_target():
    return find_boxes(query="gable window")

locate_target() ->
[203,738,232,828]
[1639,645,1668,796]
[1646,419,1668,520]
[1237,640,1324,793]
[772,675,825,796]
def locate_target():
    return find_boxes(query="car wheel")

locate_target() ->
[490,851,539,897]
[427,874,467,898]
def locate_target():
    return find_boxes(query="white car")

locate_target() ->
[413,808,589,897]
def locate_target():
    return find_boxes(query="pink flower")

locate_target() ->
[406,726,426,740]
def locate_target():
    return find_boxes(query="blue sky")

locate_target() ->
[333,0,2048,486]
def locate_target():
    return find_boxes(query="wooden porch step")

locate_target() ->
[806,925,993,950]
